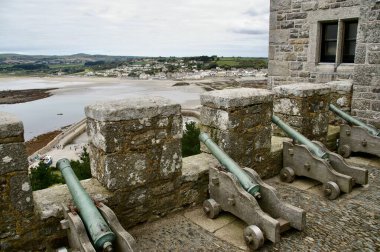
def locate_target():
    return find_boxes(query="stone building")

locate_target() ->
[268,0,380,127]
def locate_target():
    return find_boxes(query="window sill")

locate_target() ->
[315,63,355,73]
[316,63,335,72]
[337,63,355,73]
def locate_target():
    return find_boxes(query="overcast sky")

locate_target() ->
[0,0,269,57]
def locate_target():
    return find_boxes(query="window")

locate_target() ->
[319,20,358,64]
[321,22,338,63]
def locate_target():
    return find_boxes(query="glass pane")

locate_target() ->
[343,20,358,63]
[343,41,356,63]
[325,42,337,56]
[347,41,356,55]
[346,22,358,40]
[325,23,338,40]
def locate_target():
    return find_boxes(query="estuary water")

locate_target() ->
[0,77,204,140]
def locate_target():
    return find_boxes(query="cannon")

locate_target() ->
[57,158,136,252]
[272,115,368,200]
[329,104,380,157]
[200,133,305,250]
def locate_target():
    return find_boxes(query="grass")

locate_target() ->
[215,57,268,69]
[216,60,240,67]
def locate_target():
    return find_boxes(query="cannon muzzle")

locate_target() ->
[199,132,261,198]
[271,115,329,159]
[57,158,116,250]
[329,104,380,137]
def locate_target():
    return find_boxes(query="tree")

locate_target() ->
[29,162,63,191]
[29,148,91,191]
[203,62,218,70]
[166,64,177,73]
[182,121,201,157]
[128,71,139,77]
[70,147,91,180]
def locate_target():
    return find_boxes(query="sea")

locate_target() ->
[0,77,204,140]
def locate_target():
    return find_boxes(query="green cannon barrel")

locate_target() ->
[329,104,380,137]
[199,132,261,198]
[56,158,115,251]
[272,115,329,159]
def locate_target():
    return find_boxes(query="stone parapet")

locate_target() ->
[0,112,24,144]
[27,153,219,249]
[273,83,331,142]
[0,112,34,251]
[3,124,341,250]
[200,88,274,177]
[200,88,274,109]
[85,96,188,228]
[325,80,353,125]
[85,97,182,191]
[2,98,218,251]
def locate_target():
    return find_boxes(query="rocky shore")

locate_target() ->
[0,88,57,104]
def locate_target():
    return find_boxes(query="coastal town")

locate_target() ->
[0,54,268,80]
[83,59,268,80]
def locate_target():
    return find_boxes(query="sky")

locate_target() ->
[0,0,269,57]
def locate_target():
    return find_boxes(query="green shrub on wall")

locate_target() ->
[29,147,92,191]
[69,147,92,180]
[29,162,63,191]
[182,121,201,157]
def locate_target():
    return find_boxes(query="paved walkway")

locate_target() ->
[28,132,89,169]
[129,155,380,251]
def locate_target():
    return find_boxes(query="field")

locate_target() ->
[215,57,267,69]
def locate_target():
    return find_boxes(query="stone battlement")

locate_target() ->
[0,84,378,250]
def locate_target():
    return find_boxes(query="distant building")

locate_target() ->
[139,73,150,80]
[153,72,167,80]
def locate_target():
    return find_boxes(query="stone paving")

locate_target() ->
[129,155,380,251]
[129,213,239,251]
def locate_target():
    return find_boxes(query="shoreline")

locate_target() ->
[0,88,57,104]
[0,76,267,141]
[25,130,62,156]
[0,75,266,84]
[0,75,268,99]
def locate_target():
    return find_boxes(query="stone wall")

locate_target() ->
[85,97,185,225]
[351,0,380,128]
[273,83,331,143]
[6,151,217,251]
[0,101,218,250]
[268,0,361,87]
[269,0,379,129]
[326,80,353,124]
[200,88,276,177]
[0,89,292,250]
[0,112,35,250]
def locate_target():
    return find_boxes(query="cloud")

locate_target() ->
[0,0,270,57]
[231,28,268,35]
[244,7,269,17]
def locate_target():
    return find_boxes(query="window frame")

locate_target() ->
[318,19,358,64]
